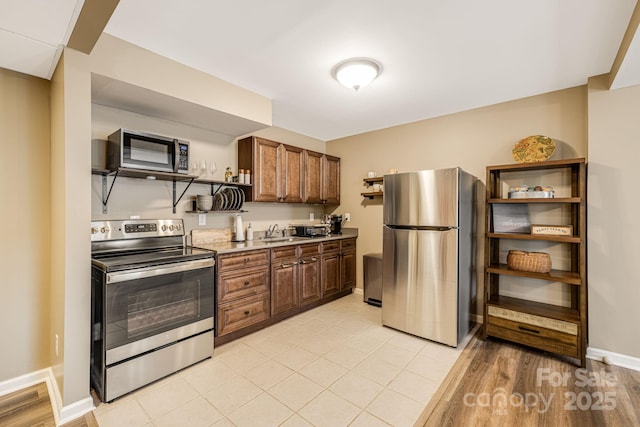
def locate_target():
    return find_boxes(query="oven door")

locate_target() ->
[103,258,214,365]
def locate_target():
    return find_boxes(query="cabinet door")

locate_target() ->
[322,155,340,204]
[341,249,356,290]
[304,150,323,203]
[299,256,321,305]
[281,144,304,203]
[254,138,281,202]
[321,253,340,296]
[271,261,299,315]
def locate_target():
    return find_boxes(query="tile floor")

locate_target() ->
[93,293,472,427]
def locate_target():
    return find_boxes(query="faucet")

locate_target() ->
[266,224,280,238]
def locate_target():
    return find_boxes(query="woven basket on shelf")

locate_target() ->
[507,250,552,273]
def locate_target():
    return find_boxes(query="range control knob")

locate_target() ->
[91,227,99,234]
[161,225,168,232]
[100,227,106,233]
[169,225,174,231]
[176,224,182,230]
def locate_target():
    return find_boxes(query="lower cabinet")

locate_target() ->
[321,238,356,295]
[271,243,321,316]
[299,253,321,305]
[216,249,270,337]
[271,254,299,316]
[215,238,356,345]
[321,241,341,296]
[217,294,270,336]
[341,239,356,290]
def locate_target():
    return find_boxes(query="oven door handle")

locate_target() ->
[106,258,215,284]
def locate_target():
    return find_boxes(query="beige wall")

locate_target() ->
[0,69,51,380]
[90,33,272,128]
[50,49,93,405]
[90,103,327,233]
[326,87,587,317]
[587,75,640,358]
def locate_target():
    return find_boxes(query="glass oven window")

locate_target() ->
[127,284,199,338]
[105,266,213,351]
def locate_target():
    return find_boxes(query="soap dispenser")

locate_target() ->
[246,223,254,241]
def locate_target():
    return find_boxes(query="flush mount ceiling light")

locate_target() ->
[332,58,382,91]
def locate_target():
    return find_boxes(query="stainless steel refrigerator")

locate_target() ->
[382,167,476,347]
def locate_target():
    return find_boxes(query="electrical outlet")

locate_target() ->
[199,213,206,226]
[55,334,59,357]
[345,213,351,222]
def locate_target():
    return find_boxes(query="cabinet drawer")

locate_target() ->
[271,246,297,262]
[218,266,269,303]
[487,306,578,335]
[299,242,320,257]
[487,315,579,358]
[217,249,269,272]
[217,294,270,336]
[340,238,356,250]
[321,241,340,253]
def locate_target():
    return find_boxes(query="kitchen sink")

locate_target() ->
[254,236,309,244]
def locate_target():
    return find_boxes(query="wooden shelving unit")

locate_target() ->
[483,158,587,366]
[361,176,383,199]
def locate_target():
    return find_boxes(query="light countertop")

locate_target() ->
[192,228,358,254]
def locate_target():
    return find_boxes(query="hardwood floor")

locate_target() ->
[417,331,640,427]
[0,382,98,427]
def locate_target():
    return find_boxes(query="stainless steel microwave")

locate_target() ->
[107,129,190,174]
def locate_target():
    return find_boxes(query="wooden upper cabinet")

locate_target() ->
[322,154,340,205]
[304,150,323,203]
[281,144,304,203]
[238,136,280,202]
[238,136,340,204]
[305,150,341,204]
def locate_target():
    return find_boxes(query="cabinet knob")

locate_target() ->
[244,258,249,264]
[244,281,250,286]
[243,310,250,316]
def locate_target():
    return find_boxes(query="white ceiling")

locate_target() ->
[0,0,83,79]
[2,1,638,140]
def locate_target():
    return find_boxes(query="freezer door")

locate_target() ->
[382,226,459,346]
[383,168,459,227]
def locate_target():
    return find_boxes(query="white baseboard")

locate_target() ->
[57,395,95,426]
[0,367,51,397]
[0,367,94,426]
[587,347,640,372]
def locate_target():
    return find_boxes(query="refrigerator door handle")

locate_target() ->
[387,225,457,231]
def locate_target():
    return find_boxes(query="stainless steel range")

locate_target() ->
[90,219,215,402]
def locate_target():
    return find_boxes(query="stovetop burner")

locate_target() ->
[92,246,215,272]
[91,219,214,272]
